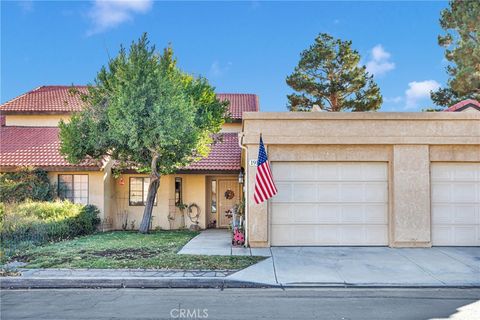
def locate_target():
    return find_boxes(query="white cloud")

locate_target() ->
[365,44,395,76]
[384,96,402,104]
[87,0,153,36]
[405,80,441,109]
[209,61,232,77]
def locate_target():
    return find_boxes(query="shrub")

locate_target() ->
[0,201,100,259]
[0,202,5,224]
[0,168,53,203]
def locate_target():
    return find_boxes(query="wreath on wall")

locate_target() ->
[224,189,235,200]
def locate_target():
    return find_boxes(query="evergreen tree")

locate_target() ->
[286,33,382,112]
[431,0,480,108]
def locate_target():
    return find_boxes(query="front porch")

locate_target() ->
[178,229,271,257]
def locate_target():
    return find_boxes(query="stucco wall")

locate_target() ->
[111,174,207,231]
[6,114,70,127]
[242,112,480,248]
[221,122,242,133]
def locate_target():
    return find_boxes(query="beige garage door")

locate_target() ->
[270,162,388,246]
[431,163,480,246]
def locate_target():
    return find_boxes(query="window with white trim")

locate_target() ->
[58,174,89,204]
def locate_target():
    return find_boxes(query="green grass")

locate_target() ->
[10,231,263,270]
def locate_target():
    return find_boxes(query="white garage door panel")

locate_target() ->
[271,204,387,225]
[431,163,480,246]
[270,162,388,246]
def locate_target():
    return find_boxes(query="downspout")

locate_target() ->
[238,132,249,248]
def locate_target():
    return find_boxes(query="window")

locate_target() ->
[175,178,182,206]
[211,180,217,213]
[58,174,88,204]
[129,177,157,206]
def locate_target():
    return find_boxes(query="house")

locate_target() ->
[0,86,258,231]
[1,86,479,247]
[444,99,480,112]
[241,106,480,248]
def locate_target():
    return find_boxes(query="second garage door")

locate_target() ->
[270,162,388,246]
[431,163,480,246]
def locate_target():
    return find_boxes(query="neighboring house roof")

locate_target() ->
[0,126,101,170]
[1,86,88,114]
[182,133,241,171]
[444,99,480,112]
[0,86,259,119]
[0,86,254,172]
[217,93,259,120]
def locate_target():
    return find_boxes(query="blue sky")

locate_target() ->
[2,1,449,111]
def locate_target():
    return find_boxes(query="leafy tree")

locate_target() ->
[431,0,480,108]
[59,34,228,233]
[286,33,382,112]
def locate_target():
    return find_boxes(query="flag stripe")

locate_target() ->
[253,136,277,204]
[258,164,274,197]
[254,193,260,204]
[255,185,264,203]
[258,164,274,195]
[256,174,268,200]
[257,165,273,197]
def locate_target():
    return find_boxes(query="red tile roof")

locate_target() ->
[0,126,239,171]
[1,86,259,119]
[0,126,100,169]
[182,133,241,171]
[1,86,88,113]
[217,93,259,120]
[444,99,480,112]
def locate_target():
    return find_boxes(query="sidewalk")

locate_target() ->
[1,268,266,289]
[2,246,479,289]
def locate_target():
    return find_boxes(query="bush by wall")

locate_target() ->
[0,168,54,203]
[0,201,100,259]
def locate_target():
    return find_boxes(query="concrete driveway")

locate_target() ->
[228,247,480,287]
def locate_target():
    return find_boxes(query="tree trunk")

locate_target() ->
[139,154,160,234]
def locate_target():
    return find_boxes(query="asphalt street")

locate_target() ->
[1,288,479,320]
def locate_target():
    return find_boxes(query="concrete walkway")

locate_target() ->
[4,243,478,289]
[227,246,480,287]
[177,229,271,257]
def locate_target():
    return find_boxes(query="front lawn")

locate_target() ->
[10,231,263,270]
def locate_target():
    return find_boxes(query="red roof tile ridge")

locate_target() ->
[0,85,44,108]
[444,99,480,112]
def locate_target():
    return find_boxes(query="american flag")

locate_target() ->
[254,135,277,204]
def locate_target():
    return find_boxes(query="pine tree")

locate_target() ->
[431,0,480,108]
[286,33,382,112]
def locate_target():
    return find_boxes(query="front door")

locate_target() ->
[217,179,240,228]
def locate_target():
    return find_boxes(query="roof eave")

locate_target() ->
[0,111,74,115]
[0,165,102,172]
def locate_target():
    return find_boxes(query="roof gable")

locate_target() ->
[1,86,259,119]
[444,99,480,112]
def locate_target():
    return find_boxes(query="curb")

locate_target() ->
[2,278,479,290]
[0,278,279,289]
